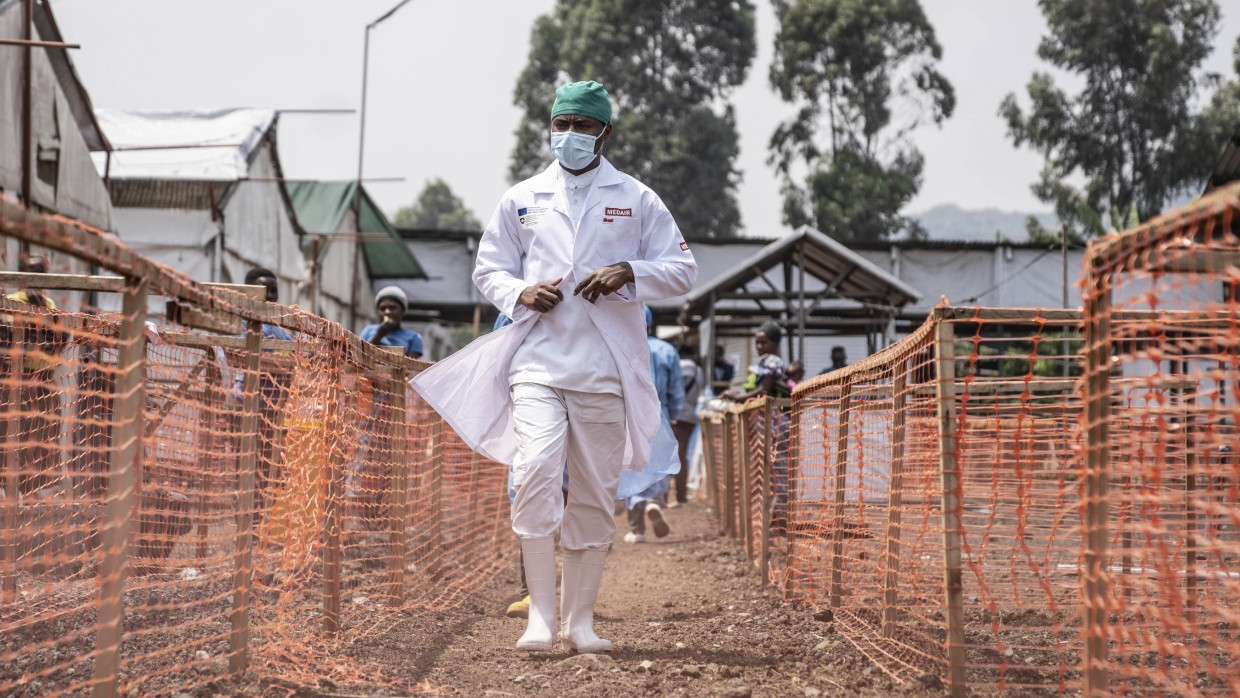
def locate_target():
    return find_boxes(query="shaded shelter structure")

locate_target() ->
[679,225,921,374]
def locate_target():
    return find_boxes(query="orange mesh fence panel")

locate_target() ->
[1080,182,1240,696]
[701,306,1088,695]
[0,199,515,696]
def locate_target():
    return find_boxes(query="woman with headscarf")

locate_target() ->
[721,321,791,532]
[722,321,790,402]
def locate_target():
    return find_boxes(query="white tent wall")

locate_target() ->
[218,141,305,305]
[0,1,112,232]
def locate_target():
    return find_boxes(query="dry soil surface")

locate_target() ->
[246,502,949,697]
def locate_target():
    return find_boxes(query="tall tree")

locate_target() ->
[1000,0,1225,240]
[510,1,756,240]
[391,178,482,230]
[768,0,955,242]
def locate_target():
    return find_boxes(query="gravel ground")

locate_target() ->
[238,501,949,697]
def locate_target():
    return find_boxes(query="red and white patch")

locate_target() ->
[604,207,632,217]
[680,241,690,251]
[603,217,615,223]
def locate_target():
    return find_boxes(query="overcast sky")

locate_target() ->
[53,0,1240,238]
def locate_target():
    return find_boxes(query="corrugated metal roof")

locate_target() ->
[682,225,922,313]
[286,180,426,280]
[106,179,216,210]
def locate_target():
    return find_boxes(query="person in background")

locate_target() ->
[237,267,293,518]
[786,360,805,391]
[361,286,423,359]
[721,321,791,532]
[670,343,702,507]
[819,345,847,375]
[3,255,68,497]
[622,307,684,543]
[712,343,735,389]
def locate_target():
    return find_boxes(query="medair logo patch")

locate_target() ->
[604,207,632,217]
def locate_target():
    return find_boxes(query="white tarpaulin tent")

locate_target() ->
[92,108,307,307]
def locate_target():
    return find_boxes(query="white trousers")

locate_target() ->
[509,383,626,550]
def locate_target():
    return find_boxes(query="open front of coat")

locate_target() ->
[411,159,697,498]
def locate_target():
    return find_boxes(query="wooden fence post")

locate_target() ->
[2,325,24,606]
[933,316,967,698]
[322,363,346,634]
[228,320,263,674]
[195,366,216,561]
[465,450,481,569]
[723,411,737,536]
[387,367,409,605]
[427,415,444,581]
[882,371,908,639]
[738,407,754,560]
[1082,269,1111,697]
[759,400,774,586]
[828,381,853,609]
[91,280,147,698]
[784,398,803,593]
[703,417,721,517]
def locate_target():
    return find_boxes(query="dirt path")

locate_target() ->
[257,503,948,697]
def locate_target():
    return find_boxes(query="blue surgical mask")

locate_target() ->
[550,129,605,170]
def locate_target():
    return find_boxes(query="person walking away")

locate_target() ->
[670,343,703,506]
[412,80,696,653]
[622,307,684,542]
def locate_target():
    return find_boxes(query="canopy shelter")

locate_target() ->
[679,225,921,373]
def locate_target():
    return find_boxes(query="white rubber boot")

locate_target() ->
[560,547,612,653]
[516,536,557,651]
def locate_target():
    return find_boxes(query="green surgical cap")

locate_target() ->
[550,81,612,125]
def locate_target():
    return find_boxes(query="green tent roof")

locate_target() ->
[286,180,426,280]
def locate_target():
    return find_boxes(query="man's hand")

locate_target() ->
[518,277,564,312]
[573,263,634,303]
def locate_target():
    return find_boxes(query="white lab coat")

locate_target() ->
[411,158,697,494]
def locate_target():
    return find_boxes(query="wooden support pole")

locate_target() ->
[738,409,754,560]
[228,320,262,674]
[828,382,853,609]
[784,399,803,593]
[882,371,908,639]
[933,318,967,698]
[321,365,346,635]
[703,418,721,517]
[465,450,482,570]
[2,325,24,606]
[1082,271,1111,697]
[91,280,147,698]
[721,411,736,536]
[427,415,444,581]
[195,367,217,560]
[387,368,409,605]
[759,401,774,586]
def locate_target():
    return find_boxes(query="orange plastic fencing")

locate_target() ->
[1080,181,1240,696]
[704,306,1089,695]
[701,183,1240,696]
[0,199,514,697]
